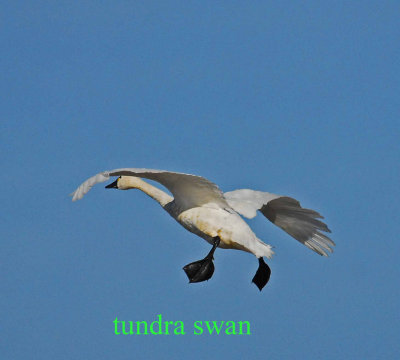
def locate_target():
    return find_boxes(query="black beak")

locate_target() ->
[105,179,119,189]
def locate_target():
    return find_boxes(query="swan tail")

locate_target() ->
[255,239,274,259]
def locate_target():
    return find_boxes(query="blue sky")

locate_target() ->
[2,1,399,359]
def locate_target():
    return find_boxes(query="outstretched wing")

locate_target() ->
[224,189,334,256]
[71,168,228,210]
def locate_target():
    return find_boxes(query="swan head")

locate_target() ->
[105,176,144,190]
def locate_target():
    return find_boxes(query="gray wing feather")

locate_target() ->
[70,172,110,201]
[224,189,334,256]
[71,168,228,209]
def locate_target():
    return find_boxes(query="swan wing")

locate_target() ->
[71,168,228,209]
[224,189,334,256]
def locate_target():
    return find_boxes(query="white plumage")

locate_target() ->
[71,168,334,290]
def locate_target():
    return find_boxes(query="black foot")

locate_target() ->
[252,257,271,291]
[183,258,215,283]
[183,236,220,283]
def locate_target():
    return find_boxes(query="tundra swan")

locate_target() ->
[71,168,333,291]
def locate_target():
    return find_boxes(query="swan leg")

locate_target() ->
[183,236,221,283]
[252,257,271,291]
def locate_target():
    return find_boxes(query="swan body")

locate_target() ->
[176,206,273,257]
[71,168,334,290]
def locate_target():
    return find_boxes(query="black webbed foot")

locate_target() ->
[183,258,215,283]
[252,257,271,291]
[183,236,220,284]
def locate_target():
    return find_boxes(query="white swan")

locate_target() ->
[71,168,334,290]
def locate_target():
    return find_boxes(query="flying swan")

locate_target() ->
[71,168,334,291]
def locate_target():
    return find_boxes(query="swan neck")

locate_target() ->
[125,177,172,207]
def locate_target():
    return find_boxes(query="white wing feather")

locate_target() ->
[71,168,228,210]
[223,189,282,218]
[224,189,334,256]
